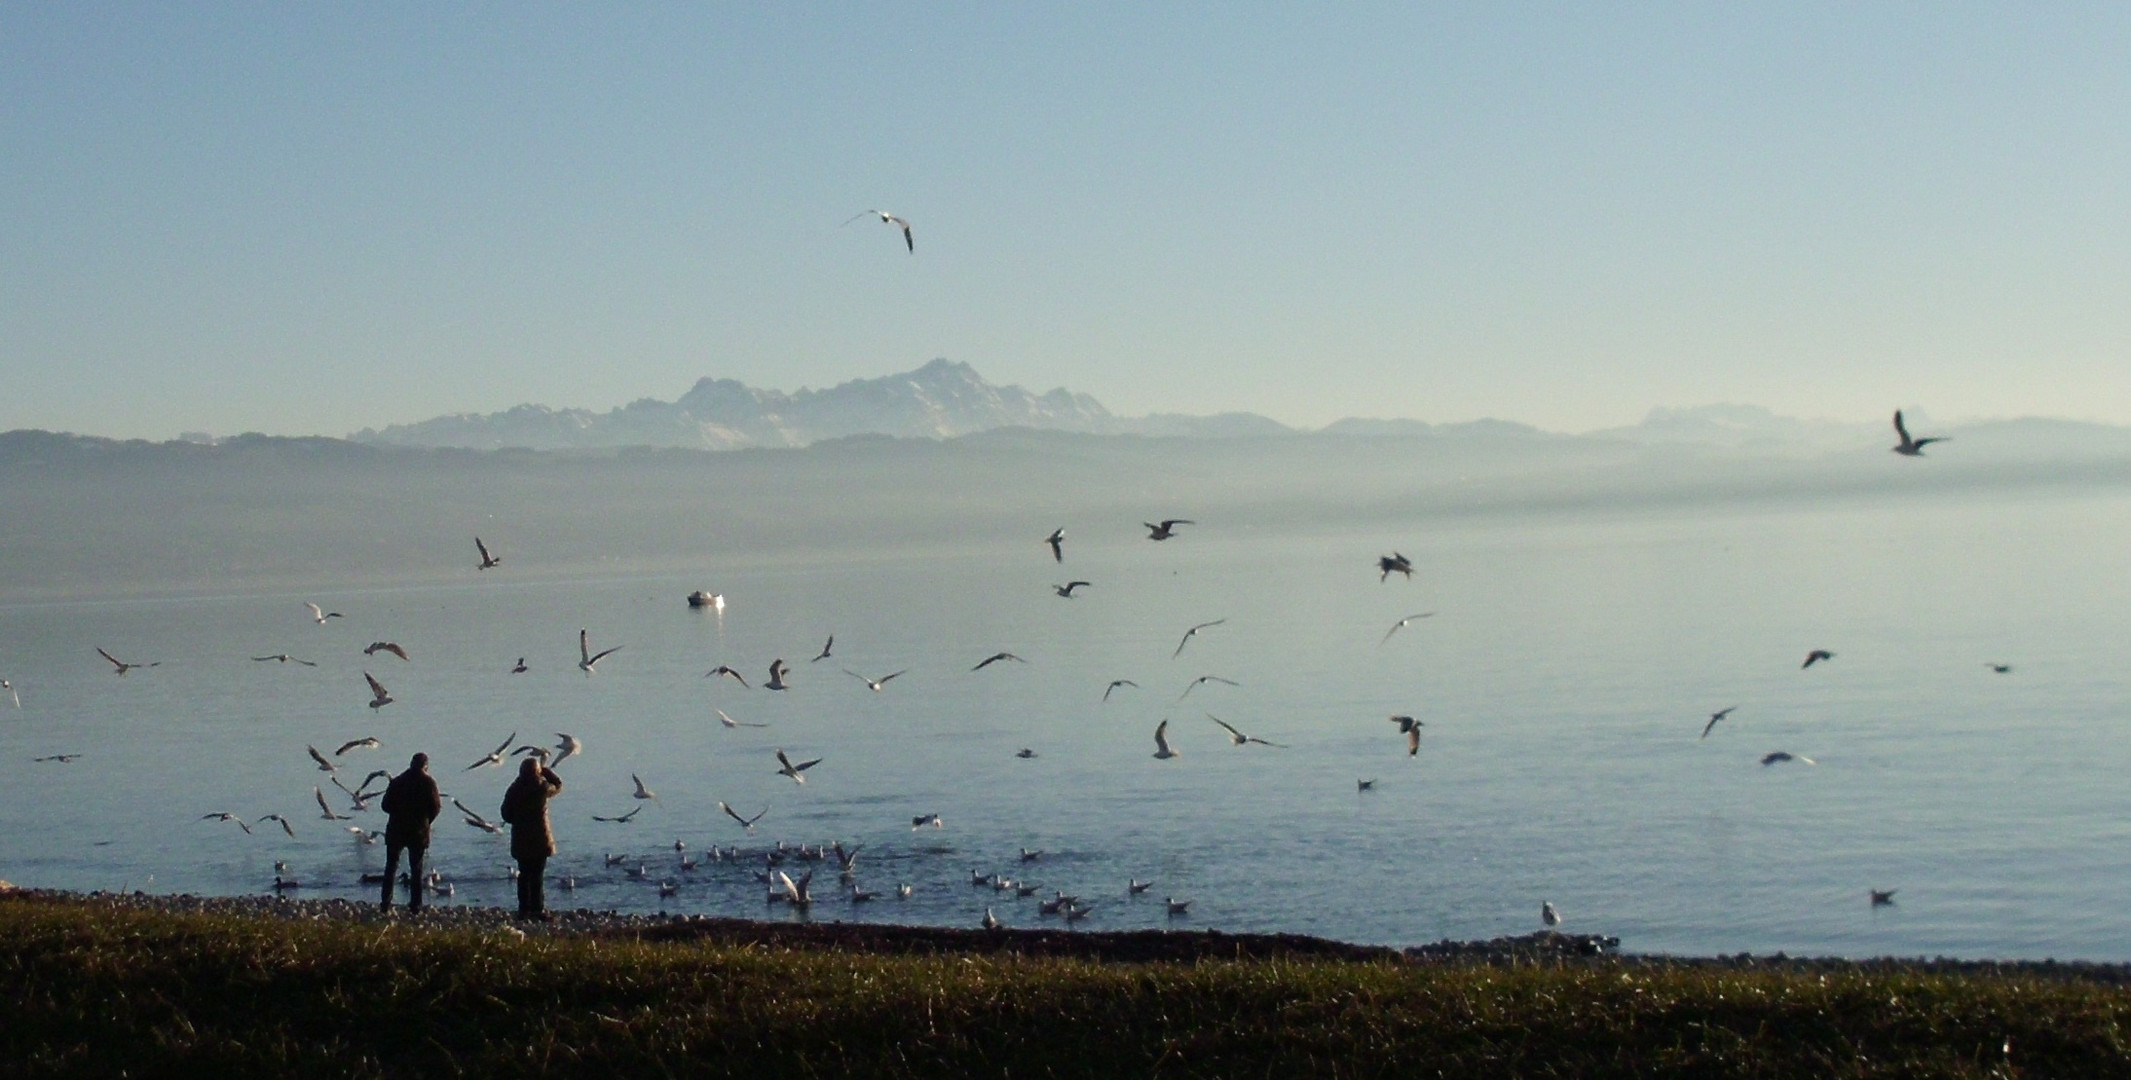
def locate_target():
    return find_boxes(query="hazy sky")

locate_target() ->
[5,4,2129,439]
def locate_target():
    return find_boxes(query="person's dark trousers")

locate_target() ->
[516,854,547,916]
[382,843,427,911]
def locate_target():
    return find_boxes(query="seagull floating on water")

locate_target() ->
[1015,748,1037,758]
[911,813,942,830]
[1357,778,1376,791]
[1986,663,2012,674]
[1870,888,1898,907]
[1891,410,1945,456]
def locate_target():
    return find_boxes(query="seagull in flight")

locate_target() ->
[1208,714,1286,747]
[33,753,81,763]
[1152,719,1179,760]
[1986,663,2013,674]
[364,672,394,710]
[1045,528,1065,563]
[775,749,821,784]
[1102,679,1139,702]
[453,799,504,832]
[716,709,769,729]
[811,635,834,663]
[1177,675,1239,701]
[200,812,252,834]
[578,629,621,673]
[314,786,351,820]
[475,536,502,570]
[1379,612,1436,646]
[257,813,295,837]
[972,652,1026,671]
[510,657,528,673]
[1699,707,1738,740]
[1891,410,1946,456]
[592,806,644,824]
[252,653,318,666]
[464,732,518,771]
[719,801,768,830]
[1870,888,1898,907]
[306,745,338,772]
[764,658,791,690]
[843,668,906,692]
[843,209,914,252]
[911,812,943,830]
[1016,747,1037,758]
[0,679,15,709]
[364,641,409,661]
[1172,619,1226,659]
[1802,649,1835,669]
[305,602,343,624]
[631,773,658,800]
[705,665,751,687]
[1053,581,1091,598]
[1378,553,1414,582]
[335,737,380,757]
[1761,751,1816,767]
[97,648,158,675]
[1391,715,1423,757]
[552,732,582,766]
[1144,519,1193,541]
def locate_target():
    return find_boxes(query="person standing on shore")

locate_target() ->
[499,756,564,920]
[378,753,441,913]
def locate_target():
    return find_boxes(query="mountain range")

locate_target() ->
[317,357,2127,457]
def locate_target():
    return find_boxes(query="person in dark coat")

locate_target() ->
[378,753,442,912]
[499,756,564,919]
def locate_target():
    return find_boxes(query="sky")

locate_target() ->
[4,4,2130,440]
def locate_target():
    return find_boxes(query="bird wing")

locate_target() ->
[365,672,388,698]
[1210,716,1244,739]
[1893,410,1911,444]
[1154,720,1172,753]
[313,787,333,816]
[586,647,622,667]
[1406,727,1421,755]
[334,739,366,756]
[491,732,518,757]
[307,745,333,769]
[793,756,821,772]
[475,537,494,563]
[306,602,324,621]
[97,648,122,669]
[880,670,906,684]
[839,210,876,227]
[1700,715,1721,739]
[775,749,794,771]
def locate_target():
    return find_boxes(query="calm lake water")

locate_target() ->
[3,485,2129,958]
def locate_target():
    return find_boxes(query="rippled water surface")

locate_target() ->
[3,487,2129,957]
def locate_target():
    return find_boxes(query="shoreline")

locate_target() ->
[13,884,2131,983]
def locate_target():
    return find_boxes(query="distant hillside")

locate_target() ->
[351,359,1294,451]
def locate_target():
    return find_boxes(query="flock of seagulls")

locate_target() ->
[9,408,1970,931]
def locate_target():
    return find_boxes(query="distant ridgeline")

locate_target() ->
[349,359,1292,451]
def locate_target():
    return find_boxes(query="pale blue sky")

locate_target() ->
[4,4,2128,439]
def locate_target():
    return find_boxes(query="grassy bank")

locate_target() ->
[2,894,2126,1077]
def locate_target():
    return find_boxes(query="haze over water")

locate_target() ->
[3,481,2126,959]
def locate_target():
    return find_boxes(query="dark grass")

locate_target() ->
[3,894,2127,1077]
